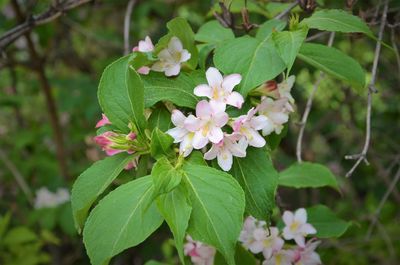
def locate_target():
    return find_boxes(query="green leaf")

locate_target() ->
[98,55,147,134]
[71,153,132,231]
[143,71,204,109]
[298,43,366,87]
[214,244,257,265]
[195,20,235,44]
[214,35,286,96]
[3,227,37,245]
[148,106,172,132]
[256,19,287,40]
[156,186,192,265]
[279,162,339,190]
[83,176,164,265]
[150,128,174,159]
[183,164,245,265]
[272,27,308,74]
[186,151,207,166]
[198,43,215,69]
[151,157,182,195]
[230,147,278,221]
[307,205,351,238]
[301,9,373,37]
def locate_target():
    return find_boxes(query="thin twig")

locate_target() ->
[0,149,34,205]
[345,0,389,177]
[390,27,400,77]
[305,31,330,42]
[366,165,400,239]
[123,0,136,55]
[296,32,335,163]
[0,0,92,50]
[274,1,298,20]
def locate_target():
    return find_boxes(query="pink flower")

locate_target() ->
[95,114,111,128]
[204,133,247,171]
[292,239,322,265]
[94,131,124,156]
[232,108,267,148]
[282,208,317,247]
[257,97,291,136]
[261,227,285,260]
[124,156,139,170]
[184,100,228,149]
[184,236,216,265]
[194,67,244,111]
[166,110,195,157]
[239,216,268,254]
[152,37,191,76]
[263,249,295,265]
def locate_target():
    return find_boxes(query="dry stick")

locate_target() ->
[274,1,298,20]
[123,0,136,55]
[0,0,92,50]
[11,0,69,179]
[345,0,389,177]
[366,165,400,239]
[296,32,335,163]
[0,149,34,205]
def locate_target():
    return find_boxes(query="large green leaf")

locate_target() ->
[83,176,164,265]
[272,27,308,74]
[148,106,172,132]
[156,186,192,265]
[230,147,278,221]
[298,43,366,87]
[195,20,234,44]
[98,55,147,134]
[142,71,204,109]
[151,157,182,195]
[256,19,287,40]
[183,164,245,265]
[214,35,286,96]
[214,244,257,265]
[301,9,373,37]
[279,162,339,190]
[307,205,351,238]
[71,153,132,231]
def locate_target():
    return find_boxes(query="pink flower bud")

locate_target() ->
[95,114,111,128]
[94,131,123,156]
[127,132,136,141]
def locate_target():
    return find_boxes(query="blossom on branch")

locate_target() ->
[184,236,216,265]
[166,109,194,157]
[232,108,267,148]
[95,113,111,128]
[282,208,316,247]
[132,36,154,75]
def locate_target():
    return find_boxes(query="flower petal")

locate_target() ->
[166,127,187,143]
[294,208,307,224]
[151,61,166,72]
[225,91,244,109]
[194,84,212,98]
[247,129,266,148]
[171,109,186,127]
[192,131,208,149]
[196,100,212,118]
[157,49,173,61]
[168,36,183,53]
[180,133,194,157]
[138,36,154,52]
[204,144,219,160]
[165,64,181,76]
[206,67,223,88]
[301,223,317,235]
[209,100,226,113]
[137,66,150,75]
[222,73,242,92]
[180,49,191,63]
[250,114,268,130]
[282,211,294,226]
[217,148,233,171]
[213,111,229,127]
[208,127,224,144]
[184,115,201,132]
[294,235,306,248]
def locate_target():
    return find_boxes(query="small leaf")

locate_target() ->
[301,9,373,37]
[148,106,172,132]
[71,153,132,231]
[230,147,278,221]
[156,186,192,265]
[307,205,351,238]
[183,164,245,265]
[214,35,285,96]
[298,43,366,87]
[195,20,235,44]
[186,151,207,166]
[150,128,174,159]
[279,162,339,190]
[256,19,287,40]
[151,157,182,195]
[272,27,308,74]
[83,176,164,265]
[98,55,147,134]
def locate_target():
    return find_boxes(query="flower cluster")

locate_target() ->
[183,208,320,265]
[167,67,295,171]
[34,187,70,209]
[132,36,190,77]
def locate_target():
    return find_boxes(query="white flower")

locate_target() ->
[184,236,216,265]
[184,100,229,149]
[34,187,70,209]
[204,133,247,171]
[293,240,322,265]
[151,36,191,76]
[194,67,244,112]
[166,109,194,157]
[257,97,291,136]
[232,108,267,148]
[277,75,295,105]
[263,249,295,265]
[262,227,285,260]
[239,216,268,254]
[282,208,317,247]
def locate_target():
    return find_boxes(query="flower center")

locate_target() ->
[290,221,300,232]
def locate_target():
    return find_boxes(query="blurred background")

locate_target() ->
[0,0,399,264]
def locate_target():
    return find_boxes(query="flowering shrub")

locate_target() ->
[71,9,372,265]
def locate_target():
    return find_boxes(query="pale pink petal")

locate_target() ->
[250,115,268,130]
[180,49,191,63]
[301,223,317,235]
[168,36,183,53]
[225,91,244,109]
[184,115,201,132]
[180,133,194,157]
[248,240,264,254]
[253,228,267,241]
[262,248,273,260]
[270,112,289,124]
[192,131,208,149]
[194,84,212,98]
[209,100,226,113]
[217,148,233,171]
[294,208,307,224]
[283,211,294,226]
[247,129,266,148]
[137,66,150,75]
[196,100,212,118]
[95,114,111,128]
[208,127,224,144]
[138,36,154,52]
[105,148,124,156]
[222,73,242,92]
[213,111,229,127]
[261,119,275,136]
[294,235,306,248]
[132,46,139,52]
[165,64,181,76]
[151,61,166,72]
[171,109,186,127]
[204,144,219,160]
[283,227,294,240]
[167,127,187,143]
[157,49,173,61]
[206,67,223,88]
